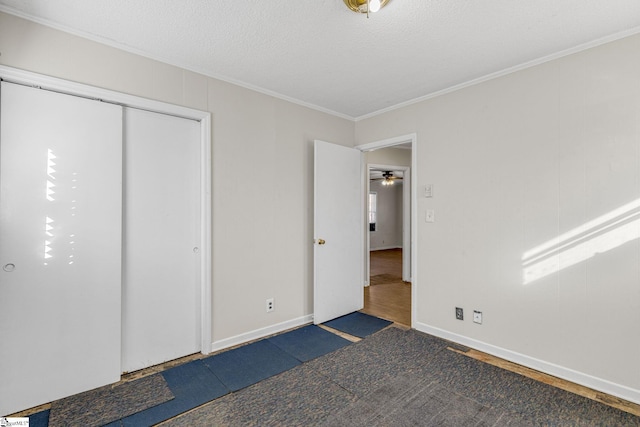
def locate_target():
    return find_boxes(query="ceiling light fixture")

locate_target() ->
[344,0,390,18]
[381,171,396,186]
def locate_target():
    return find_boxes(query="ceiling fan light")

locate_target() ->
[343,0,390,14]
[381,176,394,186]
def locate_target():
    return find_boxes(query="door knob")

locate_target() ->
[317,239,326,245]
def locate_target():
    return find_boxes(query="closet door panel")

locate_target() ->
[122,108,200,373]
[0,82,122,415]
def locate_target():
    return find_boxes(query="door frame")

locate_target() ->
[366,163,411,282]
[356,133,417,327]
[0,65,214,355]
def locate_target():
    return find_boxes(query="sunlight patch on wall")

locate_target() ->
[46,148,56,201]
[44,149,57,265]
[522,198,640,285]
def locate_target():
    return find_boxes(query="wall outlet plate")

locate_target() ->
[266,298,274,312]
[473,310,482,324]
[426,209,435,223]
[455,307,463,320]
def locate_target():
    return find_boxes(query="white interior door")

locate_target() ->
[314,140,363,324]
[122,108,201,373]
[0,82,123,415]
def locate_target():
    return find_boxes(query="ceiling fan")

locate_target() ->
[371,171,402,186]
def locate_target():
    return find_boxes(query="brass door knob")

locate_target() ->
[317,239,326,245]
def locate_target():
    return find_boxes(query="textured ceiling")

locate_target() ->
[2,0,640,119]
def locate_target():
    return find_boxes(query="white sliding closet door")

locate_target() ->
[122,108,201,373]
[0,82,123,416]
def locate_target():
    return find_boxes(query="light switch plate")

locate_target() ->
[425,184,433,198]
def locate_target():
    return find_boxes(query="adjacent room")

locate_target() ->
[363,146,412,326]
[1,1,640,425]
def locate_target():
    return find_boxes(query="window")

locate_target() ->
[369,191,377,231]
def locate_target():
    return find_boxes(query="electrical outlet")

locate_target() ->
[473,310,482,324]
[266,298,274,313]
[425,209,435,223]
[455,307,463,320]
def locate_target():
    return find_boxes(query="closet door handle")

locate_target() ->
[3,263,16,272]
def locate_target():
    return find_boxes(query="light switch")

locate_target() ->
[425,184,433,198]
[425,209,435,223]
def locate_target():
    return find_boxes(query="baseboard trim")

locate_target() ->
[414,321,640,405]
[370,245,402,251]
[211,314,313,353]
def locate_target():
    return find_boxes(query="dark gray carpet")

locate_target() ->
[48,373,173,427]
[321,375,525,426]
[306,326,449,396]
[160,364,357,426]
[161,327,640,427]
[310,328,640,426]
[425,348,640,426]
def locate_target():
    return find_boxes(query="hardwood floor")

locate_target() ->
[362,248,411,326]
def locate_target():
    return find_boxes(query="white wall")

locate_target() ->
[0,12,355,348]
[369,180,403,250]
[365,146,411,250]
[3,9,640,405]
[366,146,411,166]
[356,34,640,401]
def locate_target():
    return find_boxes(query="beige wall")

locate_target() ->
[3,9,639,403]
[0,12,355,345]
[365,146,411,166]
[365,146,411,275]
[357,34,640,398]
[369,180,403,250]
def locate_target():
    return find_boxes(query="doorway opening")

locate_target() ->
[356,135,416,327]
[364,247,411,325]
